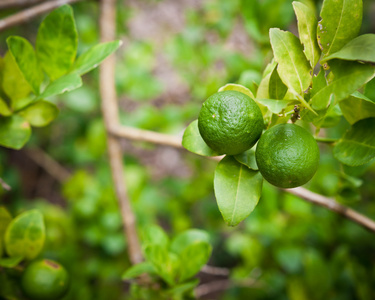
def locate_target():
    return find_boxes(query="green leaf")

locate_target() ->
[178,242,212,282]
[7,36,43,95]
[323,34,375,63]
[182,120,220,157]
[0,98,11,116]
[1,52,31,105]
[269,28,312,94]
[311,61,375,110]
[72,40,122,75]
[18,100,59,127]
[340,92,375,124]
[39,73,82,99]
[4,209,45,260]
[256,99,297,114]
[0,115,31,149]
[310,67,327,98]
[334,118,375,166]
[218,83,255,99]
[141,225,169,249]
[170,229,210,256]
[269,65,288,99]
[167,279,199,297]
[234,148,258,170]
[0,256,23,268]
[36,5,77,81]
[317,0,363,57]
[293,1,320,67]
[122,262,156,280]
[214,156,263,226]
[0,207,12,258]
[144,245,179,286]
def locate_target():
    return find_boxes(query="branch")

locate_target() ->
[201,265,230,277]
[0,177,11,191]
[110,124,375,233]
[0,0,46,9]
[0,0,83,32]
[99,0,143,265]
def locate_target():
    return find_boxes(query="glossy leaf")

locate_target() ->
[72,40,122,75]
[36,5,77,81]
[39,73,82,99]
[323,34,375,63]
[269,28,312,94]
[178,241,212,282]
[269,65,288,99]
[218,83,255,99]
[293,1,320,67]
[214,156,263,226]
[122,262,156,280]
[256,99,297,114]
[317,0,362,56]
[7,36,43,95]
[0,115,31,149]
[4,209,45,260]
[334,118,375,166]
[234,148,258,170]
[182,120,220,157]
[2,52,31,105]
[0,98,11,116]
[340,92,375,124]
[311,61,375,110]
[18,100,59,127]
[310,67,327,98]
[170,229,210,256]
[0,256,23,268]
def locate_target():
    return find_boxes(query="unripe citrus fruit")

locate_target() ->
[255,123,319,188]
[198,90,263,155]
[21,259,69,300]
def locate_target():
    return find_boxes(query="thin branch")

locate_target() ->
[99,0,143,265]
[0,0,46,9]
[110,124,375,234]
[0,0,83,32]
[25,148,71,182]
[201,265,230,277]
[0,177,11,191]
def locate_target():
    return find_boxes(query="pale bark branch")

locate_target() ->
[0,177,11,191]
[99,0,143,265]
[0,0,46,9]
[0,0,83,32]
[110,124,375,234]
[201,265,230,276]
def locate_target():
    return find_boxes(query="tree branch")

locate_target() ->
[0,177,11,191]
[110,124,375,234]
[0,0,46,9]
[99,0,143,265]
[0,0,83,32]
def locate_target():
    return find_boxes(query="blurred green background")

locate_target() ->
[1,0,375,299]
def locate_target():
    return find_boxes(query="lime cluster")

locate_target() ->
[198,91,320,188]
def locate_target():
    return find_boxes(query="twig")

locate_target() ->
[0,177,11,191]
[0,0,83,32]
[195,279,231,299]
[110,124,375,233]
[99,0,143,265]
[0,0,46,9]
[201,265,230,277]
[25,148,71,182]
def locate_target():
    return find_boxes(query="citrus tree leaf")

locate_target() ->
[311,61,375,110]
[0,98,11,116]
[317,0,362,57]
[256,99,297,114]
[218,83,255,99]
[334,118,375,166]
[6,36,43,95]
[310,67,327,98]
[0,256,23,268]
[269,65,288,99]
[144,245,179,286]
[39,72,82,99]
[141,225,169,249]
[214,156,263,226]
[4,209,45,260]
[0,207,12,258]
[170,229,210,256]
[182,120,220,157]
[340,92,375,124]
[18,100,59,127]
[269,28,312,94]
[122,262,156,280]
[178,241,212,282]
[293,1,320,67]
[1,52,31,106]
[72,40,122,75]
[0,115,31,149]
[323,34,375,63]
[167,279,199,297]
[36,5,77,81]
[234,148,258,170]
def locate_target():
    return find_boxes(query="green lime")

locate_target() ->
[21,259,69,300]
[255,123,320,188]
[198,90,263,155]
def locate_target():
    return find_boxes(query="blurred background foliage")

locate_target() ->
[1,0,375,299]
